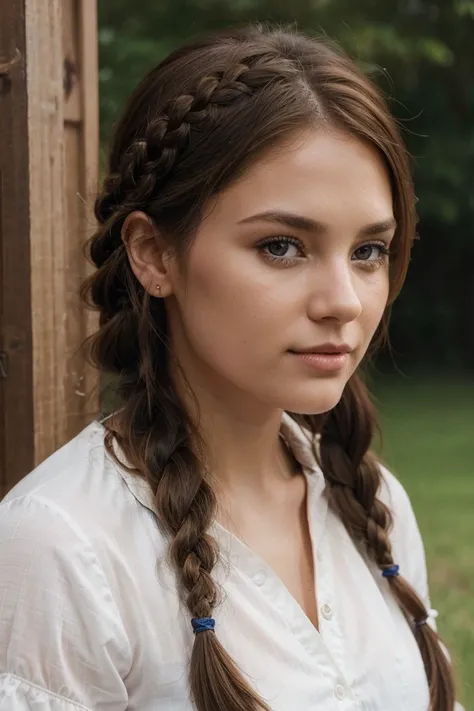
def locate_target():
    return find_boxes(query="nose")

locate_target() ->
[306,260,362,324]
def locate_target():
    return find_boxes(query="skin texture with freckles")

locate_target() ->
[123,126,396,629]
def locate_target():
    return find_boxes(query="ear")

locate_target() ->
[121,211,174,297]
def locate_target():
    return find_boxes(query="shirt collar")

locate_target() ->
[279,411,322,473]
[103,411,323,515]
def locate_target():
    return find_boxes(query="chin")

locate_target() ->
[278,376,348,415]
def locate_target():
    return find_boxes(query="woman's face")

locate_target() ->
[164,127,395,415]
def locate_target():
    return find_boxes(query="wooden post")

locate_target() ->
[62,0,100,443]
[0,0,99,497]
[0,0,34,491]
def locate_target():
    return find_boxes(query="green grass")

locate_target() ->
[373,377,474,709]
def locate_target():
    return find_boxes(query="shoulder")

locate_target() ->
[2,420,164,552]
[0,493,127,628]
[376,462,430,605]
[0,493,131,707]
[1,419,169,614]
[377,463,416,523]
[3,420,115,512]
[0,421,168,643]
[1,422,115,561]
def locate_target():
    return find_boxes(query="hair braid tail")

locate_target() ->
[317,375,456,711]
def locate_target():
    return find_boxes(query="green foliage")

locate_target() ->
[97,0,474,370]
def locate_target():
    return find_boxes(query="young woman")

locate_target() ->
[0,24,462,711]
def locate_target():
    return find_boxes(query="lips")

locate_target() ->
[290,343,353,355]
[290,350,350,373]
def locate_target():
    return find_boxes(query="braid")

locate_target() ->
[103,343,271,711]
[157,418,271,710]
[318,375,456,711]
[98,58,299,225]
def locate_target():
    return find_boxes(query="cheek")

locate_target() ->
[178,254,289,373]
[360,273,390,338]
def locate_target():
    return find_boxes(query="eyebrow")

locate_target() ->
[238,210,397,237]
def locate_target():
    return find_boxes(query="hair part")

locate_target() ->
[83,23,455,711]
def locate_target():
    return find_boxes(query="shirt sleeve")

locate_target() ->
[0,494,132,710]
[379,466,465,711]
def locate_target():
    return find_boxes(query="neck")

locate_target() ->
[203,408,296,493]
[170,357,299,497]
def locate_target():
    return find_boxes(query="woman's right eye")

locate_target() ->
[256,236,305,264]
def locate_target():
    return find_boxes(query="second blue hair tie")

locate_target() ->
[382,564,400,578]
[191,617,216,634]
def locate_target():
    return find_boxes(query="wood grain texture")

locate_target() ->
[80,1,100,423]
[63,0,99,440]
[0,0,35,495]
[25,0,68,464]
[0,0,99,494]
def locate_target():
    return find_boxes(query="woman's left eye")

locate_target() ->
[352,242,390,264]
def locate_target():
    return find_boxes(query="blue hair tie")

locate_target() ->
[382,564,400,578]
[191,617,215,634]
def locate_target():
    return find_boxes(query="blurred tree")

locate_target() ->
[98,0,474,371]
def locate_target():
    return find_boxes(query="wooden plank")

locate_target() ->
[0,0,35,496]
[79,1,100,419]
[62,0,100,437]
[25,0,68,465]
[63,0,81,124]
[0,0,99,496]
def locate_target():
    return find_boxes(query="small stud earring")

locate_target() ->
[156,284,161,294]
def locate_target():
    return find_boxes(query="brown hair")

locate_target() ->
[83,24,455,711]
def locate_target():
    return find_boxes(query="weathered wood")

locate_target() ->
[26,0,69,465]
[0,0,35,495]
[0,0,99,497]
[62,0,100,440]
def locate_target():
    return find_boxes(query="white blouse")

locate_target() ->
[0,413,463,711]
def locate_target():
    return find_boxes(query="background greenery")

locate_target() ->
[98,1,473,706]
[374,377,474,707]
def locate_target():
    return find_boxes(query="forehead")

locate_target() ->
[207,127,393,228]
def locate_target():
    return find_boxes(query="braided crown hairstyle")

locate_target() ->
[82,24,456,711]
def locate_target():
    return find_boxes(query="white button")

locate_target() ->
[334,684,346,700]
[253,570,266,586]
[320,603,333,620]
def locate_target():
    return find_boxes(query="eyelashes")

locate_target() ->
[352,242,391,264]
[256,236,303,265]
[255,235,392,269]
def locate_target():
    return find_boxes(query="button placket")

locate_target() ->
[311,516,354,694]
